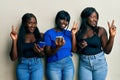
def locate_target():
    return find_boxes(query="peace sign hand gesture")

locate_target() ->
[108,20,116,37]
[10,25,18,41]
[71,21,78,35]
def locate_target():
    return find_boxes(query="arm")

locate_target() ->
[100,20,116,54]
[71,22,78,52]
[45,46,61,57]
[71,33,77,52]
[33,43,45,57]
[10,26,18,61]
[44,31,65,57]
[45,37,65,56]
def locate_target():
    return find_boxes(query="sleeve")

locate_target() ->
[44,31,52,46]
[64,30,71,38]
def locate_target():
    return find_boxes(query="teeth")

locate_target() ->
[62,24,65,27]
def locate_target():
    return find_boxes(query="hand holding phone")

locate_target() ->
[56,36,64,42]
[55,36,65,47]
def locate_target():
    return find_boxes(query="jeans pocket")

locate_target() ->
[97,55,106,61]
[35,58,42,64]
[97,56,107,66]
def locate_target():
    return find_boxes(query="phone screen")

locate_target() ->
[38,41,46,47]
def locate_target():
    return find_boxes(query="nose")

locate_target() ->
[30,23,36,28]
[93,17,98,21]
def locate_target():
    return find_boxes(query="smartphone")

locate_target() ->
[38,41,46,47]
[56,36,64,42]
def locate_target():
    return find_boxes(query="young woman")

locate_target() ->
[44,10,78,80]
[73,7,116,80]
[10,13,44,80]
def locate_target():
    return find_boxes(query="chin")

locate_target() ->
[91,25,97,27]
[29,31,34,33]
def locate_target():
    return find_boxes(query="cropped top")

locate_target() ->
[77,34,102,55]
[21,42,40,58]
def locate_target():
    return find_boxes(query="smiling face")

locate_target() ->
[57,19,69,30]
[87,12,98,27]
[55,10,70,31]
[26,17,37,33]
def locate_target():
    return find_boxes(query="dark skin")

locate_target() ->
[45,19,78,56]
[73,12,116,54]
[10,17,44,61]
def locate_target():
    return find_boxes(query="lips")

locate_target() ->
[29,28,35,32]
[62,24,66,27]
[92,21,97,26]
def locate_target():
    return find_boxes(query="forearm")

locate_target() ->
[10,40,18,61]
[71,34,77,52]
[104,36,115,54]
[45,47,60,57]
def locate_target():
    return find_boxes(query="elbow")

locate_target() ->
[10,57,17,61]
[10,53,17,61]
[103,49,111,55]
[72,50,76,53]
[105,52,110,55]
[72,48,77,53]
[72,45,77,53]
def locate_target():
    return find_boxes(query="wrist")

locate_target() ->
[71,33,76,36]
[13,39,17,43]
[109,35,115,38]
[56,46,60,50]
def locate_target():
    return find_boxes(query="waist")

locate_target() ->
[47,56,72,63]
[81,49,102,55]
[19,57,40,60]
[47,53,72,63]
[80,51,104,59]
[22,56,39,58]
[18,57,42,64]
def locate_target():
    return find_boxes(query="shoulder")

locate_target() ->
[98,26,106,32]
[63,30,71,37]
[44,28,56,38]
[64,29,70,33]
[45,28,54,34]
[97,26,107,37]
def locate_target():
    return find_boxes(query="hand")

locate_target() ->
[71,21,79,35]
[108,20,116,37]
[10,25,18,40]
[79,40,87,49]
[55,37,65,48]
[33,43,44,54]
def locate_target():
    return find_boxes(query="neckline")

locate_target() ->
[52,28,65,33]
[82,34,98,40]
[24,42,35,44]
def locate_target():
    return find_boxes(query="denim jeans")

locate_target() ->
[79,51,108,80]
[46,56,74,80]
[16,57,43,80]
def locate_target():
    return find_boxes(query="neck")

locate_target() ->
[54,27,63,32]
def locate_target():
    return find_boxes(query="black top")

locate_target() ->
[21,42,39,58]
[78,34,102,55]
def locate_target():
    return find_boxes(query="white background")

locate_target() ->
[0,0,120,80]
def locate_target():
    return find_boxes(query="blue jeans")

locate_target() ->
[79,51,108,80]
[46,56,74,80]
[16,57,43,80]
